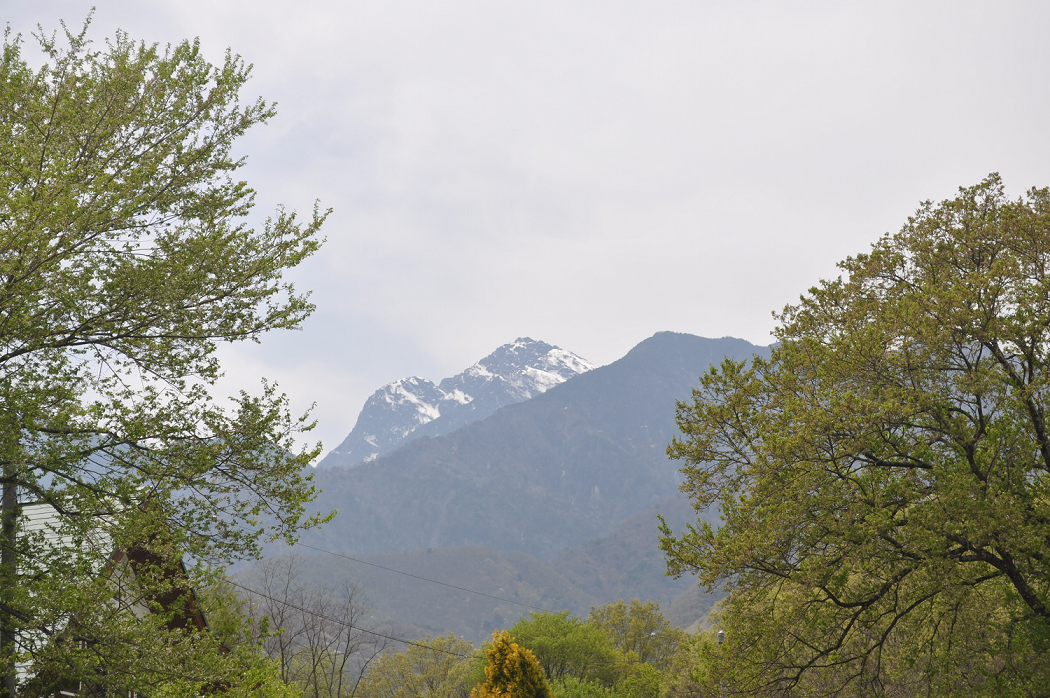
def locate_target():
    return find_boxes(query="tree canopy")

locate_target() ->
[510,610,618,685]
[661,174,1050,695]
[587,599,684,670]
[355,634,477,698]
[0,18,327,696]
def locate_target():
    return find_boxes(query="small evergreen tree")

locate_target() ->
[471,631,554,698]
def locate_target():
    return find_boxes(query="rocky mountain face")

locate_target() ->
[319,338,595,468]
[303,333,768,560]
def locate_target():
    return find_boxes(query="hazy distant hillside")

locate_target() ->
[283,493,721,643]
[287,546,601,644]
[320,338,594,468]
[549,492,718,604]
[303,333,767,560]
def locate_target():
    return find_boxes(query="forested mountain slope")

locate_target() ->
[303,333,766,560]
[548,492,718,604]
[281,494,720,643]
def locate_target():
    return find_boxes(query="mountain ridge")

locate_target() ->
[320,338,595,468]
[303,333,768,560]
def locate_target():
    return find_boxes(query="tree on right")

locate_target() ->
[661,174,1050,697]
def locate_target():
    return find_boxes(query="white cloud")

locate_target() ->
[10,1,1050,455]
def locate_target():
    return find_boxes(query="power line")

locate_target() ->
[227,579,481,659]
[295,542,554,614]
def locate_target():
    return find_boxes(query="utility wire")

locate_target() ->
[295,542,554,613]
[227,579,481,659]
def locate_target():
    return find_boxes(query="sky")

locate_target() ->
[8,1,1050,457]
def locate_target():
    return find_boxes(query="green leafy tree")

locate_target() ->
[354,634,477,698]
[548,676,619,698]
[0,17,328,696]
[510,611,619,685]
[472,630,554,698]
[661,175,1050,695]
[173,573,299,698]
[619,661,660,698]
[587,600,684,670]
[655,633,708,698]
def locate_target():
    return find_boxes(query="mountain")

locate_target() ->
[319,338,595,468]
[548,492,717,605]
[303,333,768,560]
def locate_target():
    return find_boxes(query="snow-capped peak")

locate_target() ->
[320,339,595,468]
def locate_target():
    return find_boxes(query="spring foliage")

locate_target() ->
[355,634,477,698]
[661,174,1050,695]
[0,16,327,695]
[587,600,684,670]
[509,611,618,686]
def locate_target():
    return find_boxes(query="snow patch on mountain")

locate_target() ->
[320,338,596,468]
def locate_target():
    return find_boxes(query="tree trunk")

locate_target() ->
[1,467,16,698]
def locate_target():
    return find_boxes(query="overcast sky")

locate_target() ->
[9,1,1050,456]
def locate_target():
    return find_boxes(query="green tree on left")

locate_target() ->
[0,16,329,697]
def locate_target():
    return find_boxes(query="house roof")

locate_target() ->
[13,501,224,691]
